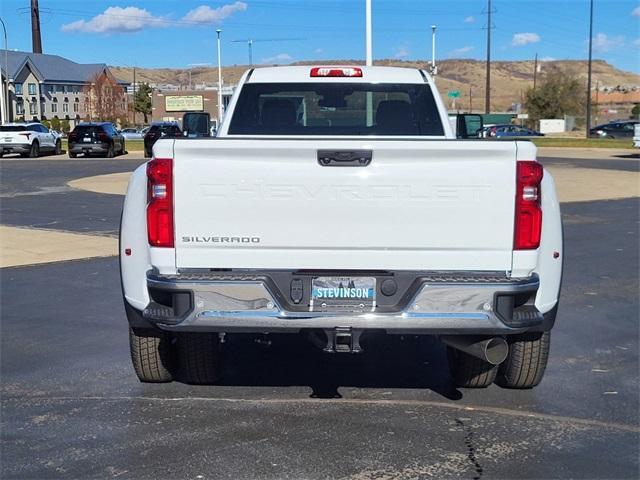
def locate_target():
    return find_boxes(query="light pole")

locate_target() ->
[0,17,8,124]
[430,25,438,76]
[365,0,372,66]
[216,29,223,125]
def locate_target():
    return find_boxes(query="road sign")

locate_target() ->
[447,90,461,98]
[517,113,529,119]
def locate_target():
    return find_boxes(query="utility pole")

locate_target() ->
[484,0,493,114]
[30,0,42,53]
[216,29,223,125]
[586,0,594,138]
[533,53,538,89]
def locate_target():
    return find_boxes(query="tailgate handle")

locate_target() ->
[317,150,372,167]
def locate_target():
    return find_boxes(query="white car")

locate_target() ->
[121,66,563,389]
[0,122,62,157]
[634,123,640,148]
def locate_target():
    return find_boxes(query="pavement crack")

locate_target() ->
[455,419,483,480]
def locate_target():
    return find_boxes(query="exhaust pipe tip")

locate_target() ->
[441,335,509,365]
[483,337,509,365]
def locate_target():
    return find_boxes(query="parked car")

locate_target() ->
[143,122,182,158]
[0,122,62,158]
[121,65,563,390]
[120,128,144,140]
[634,123,640,148]
[50,129,66,139]
[589,120,638,139]
[484,124,545,138]
[67,122,125,158]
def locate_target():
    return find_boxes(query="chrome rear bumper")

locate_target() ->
[143,271,542,334]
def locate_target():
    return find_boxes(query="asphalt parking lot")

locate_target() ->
[1,153,639,479]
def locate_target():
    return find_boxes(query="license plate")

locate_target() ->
[83,137,91,142]
[3,137,11,142]
[310,276,376,312]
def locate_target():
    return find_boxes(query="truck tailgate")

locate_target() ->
[172,139,517,271]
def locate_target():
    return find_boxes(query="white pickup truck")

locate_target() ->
[120,66,563,389]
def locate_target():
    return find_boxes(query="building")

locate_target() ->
[0,50,129,128]
[151,86,235,127]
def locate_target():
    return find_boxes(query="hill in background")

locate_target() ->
[111,59,639,112]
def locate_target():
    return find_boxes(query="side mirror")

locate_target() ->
[456,114,484,139]
[183,112,211,137]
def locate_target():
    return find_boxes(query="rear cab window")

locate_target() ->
[228,83,445,136]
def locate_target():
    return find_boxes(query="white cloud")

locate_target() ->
[633,38,640,47]
[394,46,409,59]
[61,2,247,33]
[540,56,556,61]
[262,53,293,64]
[632,6,640,16]
[182,2,247,24]
[314,48,324,54]
[450,46,474,57]
[511,32,541,46]
[61,6,167,33]
[464,16,475,23]
[592,32,625,52]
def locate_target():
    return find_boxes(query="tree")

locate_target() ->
[83,70,126,122]
[525,69,586,126]
[61,118,70,133]
[134,82,152,123]
[41,119,51,129]
[631,103,640,119]
[51,116,61,131]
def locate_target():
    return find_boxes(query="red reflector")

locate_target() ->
[514,161,543,250]
[147,158,174,248]
[310,67,363,77]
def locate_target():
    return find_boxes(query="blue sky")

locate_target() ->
[1,0,639,72]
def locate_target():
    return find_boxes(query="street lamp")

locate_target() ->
[216,29,223,125]
[0,17,9,124]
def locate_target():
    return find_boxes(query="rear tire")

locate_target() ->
[54,139,62,155]
[496,331,550,389]
[144,148,151,158]
[447,347,498,388]
[129,327,174,382]
[29,141,39,158]
[68,151,77,158]
[106,143,115,158]
[177,332,222,384]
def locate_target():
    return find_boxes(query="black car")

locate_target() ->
[68,122,125,158]
[144,122,182,158]
[589,120,638,139]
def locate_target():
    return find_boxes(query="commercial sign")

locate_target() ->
[447,90,461,98]
[165,95,204,112]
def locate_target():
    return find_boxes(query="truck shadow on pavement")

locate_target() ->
[215,333,463,400]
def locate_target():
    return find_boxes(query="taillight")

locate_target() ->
[98,132,109,141]
[310,67,363,77]
[514,161,543,250]
[147,158,174,248]
[19,133,31,140]
[68,132,77,141]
